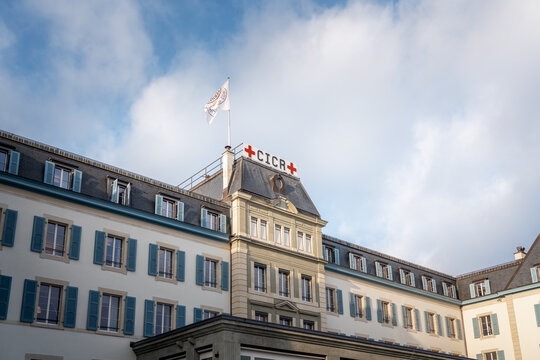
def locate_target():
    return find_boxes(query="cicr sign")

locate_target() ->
[242,143,298,177]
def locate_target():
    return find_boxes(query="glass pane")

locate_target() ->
[100,295,110,329]
[48,286,60,323]
[105,237,114,266]
[156,304,163,334]
[110,296,119,330]
[36,285,50,322]
[55,225,65,255]
[45,223,56,255]
[0,151,6,171]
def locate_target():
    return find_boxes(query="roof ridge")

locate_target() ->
[502,233,540,289]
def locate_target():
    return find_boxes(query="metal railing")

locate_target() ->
[178,143,243,190]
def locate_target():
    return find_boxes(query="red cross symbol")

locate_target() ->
[287,162,297,175]
[244,145,255,158]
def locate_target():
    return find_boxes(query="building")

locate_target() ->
[0,130,539,360]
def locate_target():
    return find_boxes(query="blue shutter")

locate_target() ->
[0,275,12,320]
[387,265,393,281]
[63,286,78,328]
[30,216,46,252]
[535,303,540,327]
[531,267,539,283]
[177,201,184,221]
[143,299,155,337]
[44,161,55,184]
[401,306,407,328]
[424,311,430,333]
[491,313,499,335]
[200,208,208,228]
[497,350,505,360]
[361,257,367,272]
[422,276,428,290]
[431,279,437,293]
[336,289,343,315]
[20,279,37,323]
[193,307,202,322]
[484,279,491,295]
[442,282,448,296]
[333,248,340,265]
[219,214,227,233]
[399,269,405,284]
[126,238,137,272]
[415,309,421,331]
[476,355,482,360]
[2,209,17,247]
[124,296,136,335]
[437,314,443,335]
[375,262,382,277]
[196,255,204,285]
[125,183,131,206]
[349,293,355,317]
[68,225,82,260]
[349,253,355,269]
[221,261,229,291]
[376,299,383,323]
[154,195,163,215]
[8,150,20,175]
[322,245,327,261]
[177,250,185,282]
[72,169,82,193]
[472,317,480,338]
[86,290,100,330]
[410,273,416,287]
[365,297,372,321]
[110,179,118,202]
[93,231,105,265]
[456,318,462,339]
[391,303,397,326]
[148,244,158,276]
[176,305,186,328]
[470,283,476,298]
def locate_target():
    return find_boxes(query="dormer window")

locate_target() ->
[442,282,457,298]
[44,160,82,193]
[421,275,437,293]
[155,194,184,221]
[375,261,393,280]
[322,245,340,265]
[0,148,20,175]
[470,279,491,298]
[201,208,227,233]
[349,252,366,272]
[399,269,416,287]
[108,178,131,206]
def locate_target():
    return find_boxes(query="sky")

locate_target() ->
[1,0,540,275]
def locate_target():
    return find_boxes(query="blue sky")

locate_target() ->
[2,0,540,275]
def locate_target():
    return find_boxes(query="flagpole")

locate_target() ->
[227,110,231,148]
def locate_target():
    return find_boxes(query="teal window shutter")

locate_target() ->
[491,313,499,335]
[30,216,46,252]
[176,305,186,328]
[124,296,136,335]
[8,150,20,175]
[391,303,397,326]
[531,267,539,283]
[63,286,78,328]
[437,314,443,335]
[219,214,227,233]
[148,244,158,276]
[484,279,491,295]
[0,275,12,320]
[442,282,448,296]
[361,257,367,272]
[424,311,430,333]
[376,299,383,323]
[193,307,202,322]
[410,273,416,287]
[20,279,37,323]
[472,317,480,338]
[534,303,540,327]
[200,208,208,228]
[415,309,421,331]
[2,209,17,247]
[476,355,482,360]
[68,225,82,260]
[177,201,184,221]
[387,265,393,281]
[349,253,355,269]
[125,183,131,206]
[470,283,476,298]
[143,299,155,337]
[399,269,405,284]
[322,245,327,261]
[456,318,462,339]
[221,261,229,291]
[110,179,118,202]
[431,279,437,293]
[365,297,372,321]
[401,306,407,328]
[86,290,100,330]
[154,195,163,215]
[93,231,105,265]
[72,169,82,192]
[422,276,428,290]
[126,238,137,272]
[44,161,55,185]
[337,289,343,315]
[334,248,340,265]
[196,255,204,285]
[497,350,505,360]
[375,262,382,277]
[349,293,355,317]
[177,250,185,282]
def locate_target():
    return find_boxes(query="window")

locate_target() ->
[422,275,437,293]
[203,310,218,320]
[326,288,336,312]
[448,317,457,338]
[283,227,290,246]
[352,295,363,318]
[100,294,120,332]
[250,217,258,237]
[324,246,335,263]
[201,208,226,233]
[155,195,184,221]
[305,234,312,253]
[254,311,268,322]
[155,303,172,335]
[45,222,66,257]
[105,235,123,268]
[0,149,20,174]
[303,320,315,330]
[36,284,61,325]
[108,178,131,206]
[0,149,7,171]
[484,352,498,360]
[400,269,415,286]
[260,220,267,240]
[158,248,173,279]
[475,281,487,297]
[479,315,493,336]
[278,269,290,297]
[254,264,266,292]
[427,312,436,334]
[44,160,82,192]
[442,282,457,298]
[204,259,217,288]
[349,253,366,272]
[301,275,312,302]
[274,224,281,244]
[381,301,390,323]
[53,165,71,189]
[404,307,414,329]
[376,262,392,280]
[531,265,540,283]
[297,231,304,250]
[279,316,292,326]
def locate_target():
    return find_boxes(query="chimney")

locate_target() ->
[222,146,234,196]
[514,246,526,260]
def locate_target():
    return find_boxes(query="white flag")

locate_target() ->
[204,78,230,124]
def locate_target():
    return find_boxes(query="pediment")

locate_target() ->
[274,299,299,312]
[270,196,298,214]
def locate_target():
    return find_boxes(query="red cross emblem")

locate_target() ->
[287,162,297,175]
[244,145,255,158]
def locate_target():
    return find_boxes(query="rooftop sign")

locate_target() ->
[242,143,298,177]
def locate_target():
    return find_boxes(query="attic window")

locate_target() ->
[270,174,285,194]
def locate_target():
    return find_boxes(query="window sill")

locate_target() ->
[381,322,394,328]
[202,285,222,294]
[353,316,368,323]
[100,264,127,275]
[96,329,124,337]
[155,276,178,285]
[40,253,70,264]
[405,327,417,333]
[31,322,64,330]
[479,334,496,340]
[327,311,339,317]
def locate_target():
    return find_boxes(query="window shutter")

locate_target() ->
[148,244,158,276]
[30,216,46,253]
[491,313,499,335]
[177,250,185,282]
[451,285,457,298]
[93,231,105,265]
[177,201,184,221]
[415,309,421,331]
[176,305,186,328]
[126,238,137,272]
[20,279,37,323]
[72,169,82,193]
[196,255,204,285]
[2,209,17,247]
[437,314,443,335]
[110,179,118,202]
[497,350,505,360]
[0,275,12,320]
[68,225,82,260]
[484,279,491,295]
[446,317,452,338]
[365,297,372,321]
[361,257,367,272]
[8,150,20,175]
[219,214,227,233]
[143,300,155,337]
[349,293,355,317]
[349,253,355,270]
[476,355,482,360]
[322,245,327,261]
[337,289,343,315]
[221,261,229,291]
[399,269,405,284]
[470,283,476,298]
[123,296,136,335]
[193,307,202,322]
[125,183,131,206]
[456,318,462,339]
[387,265,393,280]
[154,195,163,215]
[442,282,448,296]
[44,161,55,184]
[376,299,383,323]
[375,262,382,277]
[401,306,407,328]
[531,267,539,283]
[431,279,437,293]
[535,303,540,327]
[472,317,480,338]
[200,208,208,228]
[410,273,416,287]
[63,286,78,328]
[334,248,340,265]
[422,276,428,290]
[86,290,100,330]
[424,311,430,333]
[391,303,397,326]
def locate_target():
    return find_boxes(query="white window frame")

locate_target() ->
[353,294,363,318]
[297,231,304,250]
[381,301,390,324]
[274,224,282,244]
[158,247,174,279]
[36,283,62,325]
[479,314,493,337]
[254,263,266,292]
[100,294,121,332]
[155,302,173,335]
[305,234,312,253]
[204,258,217,288]
[278,269,290,297]
[326,287,336,312]
[301,275,312,302]
[405,306,414,329]
[105,234,124,269]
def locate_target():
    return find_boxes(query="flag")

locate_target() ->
[204,78,230,124]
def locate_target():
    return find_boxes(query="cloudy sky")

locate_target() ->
[1,0,539,275]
